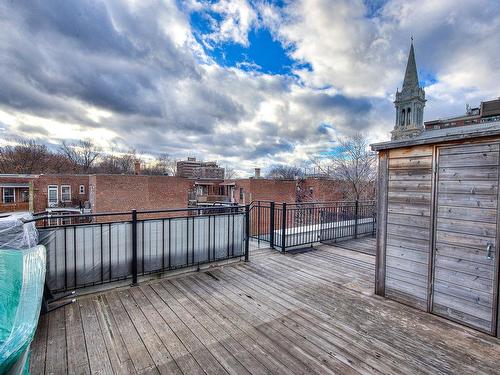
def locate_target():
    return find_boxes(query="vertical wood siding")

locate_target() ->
[385,145,433,310]
[432,143,500,333]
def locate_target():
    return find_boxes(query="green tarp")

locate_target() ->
[0,245,46,374]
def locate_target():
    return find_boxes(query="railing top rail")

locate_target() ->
[24,204,246,223]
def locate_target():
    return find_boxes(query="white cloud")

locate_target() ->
[1,0,499,175]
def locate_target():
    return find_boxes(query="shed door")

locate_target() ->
[433,143,500,334]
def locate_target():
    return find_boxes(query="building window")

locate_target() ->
[406,107,411,125]
[3,188,15,203]
[20,189,29,202]
[239,188,244,200]
[61,185,71,202]
[79,185,85,194]
[48,185,58,206]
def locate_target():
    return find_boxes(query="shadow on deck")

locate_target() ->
[30,238,499,374]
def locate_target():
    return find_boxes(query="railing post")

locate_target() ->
[372,201,376,237]
[354,200,359,239]
[131,209,138,285]
[281,202,287,252]
[245,205,250,262]
[270,202,275,248]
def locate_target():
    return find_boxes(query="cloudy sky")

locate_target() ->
[1,0,499,175]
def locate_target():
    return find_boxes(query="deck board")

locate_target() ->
[30,238,500,374]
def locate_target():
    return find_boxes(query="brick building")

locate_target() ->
[0,174,89,214]
[0,167,346,219]
[424,97,500,130]
[176,157,225,180]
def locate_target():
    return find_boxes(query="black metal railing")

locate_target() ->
[249,200,376,252]
[26,205,250,294]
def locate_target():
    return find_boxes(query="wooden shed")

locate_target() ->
[372,122,500,336]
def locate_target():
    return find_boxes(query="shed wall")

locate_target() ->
[385,145,433,310]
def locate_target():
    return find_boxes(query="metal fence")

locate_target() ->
[29,206,249,294]
[249,200,376,252]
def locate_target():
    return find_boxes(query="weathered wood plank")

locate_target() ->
[387,223,430,241]
[436,217,497,237]
[387,212,430,229]
[434,267,493,292]
[438,180,498,195]
[439,143,499,156]
[389,169,431,181]
[438,166,499,181]
[388,180,432,192]
[387,245,430,263]
[168,278,293,375]
[79,298,114,375]
[129,287,206,375]
[389,145,433,158]
[45,307,67,375]
[105,292,158,374]
[388,191,432,204]
[387,235,430,252]
[437,193,497,209]
[434,255,495,281]
[29,314,48,375]
[65,303,90,375]
[439,151,499,167]
[388,202,430,216]
[386,256,429,275]
[143,283,231,375]
[435,242,495,265]
[386,278,428,300]
[93,294,136,374]
[437,205,497,223]
[388,156,433,169]
[436,230,495,249]
[376,150,388,296]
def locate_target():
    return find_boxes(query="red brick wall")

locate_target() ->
[90,175,193,215]
[229,179,297,205]
[300,178,344,202]
[33,175,90,212]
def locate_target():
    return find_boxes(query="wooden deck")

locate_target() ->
[30,239,500,375]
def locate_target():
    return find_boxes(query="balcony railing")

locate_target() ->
[25,206,250,294]
[249,200,376,251]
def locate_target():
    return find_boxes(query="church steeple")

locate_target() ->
[402,42,419,91]
[391,40,426,140]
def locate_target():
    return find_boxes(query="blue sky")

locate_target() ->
[0,0,499,175]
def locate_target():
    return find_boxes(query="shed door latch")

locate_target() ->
[486,242,493,260]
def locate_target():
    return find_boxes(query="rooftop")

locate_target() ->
[372,120,500,151]
[30,238,499,374]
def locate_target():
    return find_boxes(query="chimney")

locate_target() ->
[134,160,141,175]
[254,168,261,178]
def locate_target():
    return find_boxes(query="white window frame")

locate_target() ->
[79,185,85,194]
[61,185,72,202]
[3,187,15,203]
[48,185,58,206]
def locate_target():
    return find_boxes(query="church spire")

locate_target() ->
[402,41,419,91]
[391,40,426,141]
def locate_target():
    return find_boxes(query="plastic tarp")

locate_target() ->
[0,245,46,374]
[0,213,38,250]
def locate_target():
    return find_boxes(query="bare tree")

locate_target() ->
[312,132,376,200]
[224,166,238,179]
[266,164,304,180]
[0,138,51,174]
[142,153,177,175]
[59,140,101,173]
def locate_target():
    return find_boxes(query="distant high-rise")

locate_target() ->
[391,41,426,140]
